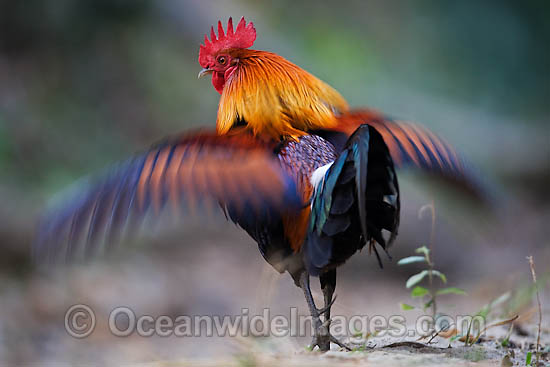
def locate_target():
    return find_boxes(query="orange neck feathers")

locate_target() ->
[216,50,349,140]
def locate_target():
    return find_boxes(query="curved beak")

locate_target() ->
[198,68,213,79]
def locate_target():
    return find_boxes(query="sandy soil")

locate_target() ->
[1,224,548,366]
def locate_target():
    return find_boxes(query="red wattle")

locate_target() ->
[212,72,225,94]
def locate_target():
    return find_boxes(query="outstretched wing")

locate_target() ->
[336,110,491,201]
[35,130,302,262]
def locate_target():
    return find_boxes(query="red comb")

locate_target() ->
[199,17,256,68]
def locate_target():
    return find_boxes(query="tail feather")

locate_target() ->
[305,125,400,275]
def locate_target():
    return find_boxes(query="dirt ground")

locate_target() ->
[1,218,548,366]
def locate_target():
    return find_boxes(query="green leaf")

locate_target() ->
[476,304,490,319]
[436,287,466,296]
[526,351,532,365]
[415,246,430,256]
[397,256,426,265]
[450,334,462,342]
[424,299,434,309]
[431,270,447,283]
[475,291,511,318]
[400,303,415,310]
[411,286,429,298]
[491,292,512,307]
[406,270,429,288]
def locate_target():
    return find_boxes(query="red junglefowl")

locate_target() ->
[35,17,487,351]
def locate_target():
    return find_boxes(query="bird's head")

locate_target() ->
[198,17,348,139]
[198,17,256,94]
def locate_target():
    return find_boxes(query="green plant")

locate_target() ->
[398,202,466,338]
[398,245,466,318]
[500,323,514,347]
[448,292,515,346]
[451,260,547,349]
[525,351,532,366]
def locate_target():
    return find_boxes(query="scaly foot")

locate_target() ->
[309,319,352,352]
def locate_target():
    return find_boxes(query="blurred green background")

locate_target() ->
[0,0,548,364]
[2,0,548,264]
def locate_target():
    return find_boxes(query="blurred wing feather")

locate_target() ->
[337,110,491,201]
[35,131,301,262]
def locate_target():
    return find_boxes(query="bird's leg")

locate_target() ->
[319,270,351,351]
[299,271,329,351]
[299,271,351,351]
[320,269,336,323]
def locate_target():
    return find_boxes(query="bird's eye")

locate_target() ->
[217,56,227,65]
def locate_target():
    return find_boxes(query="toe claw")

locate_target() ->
[330,335,353,351]
[308,326,352,352]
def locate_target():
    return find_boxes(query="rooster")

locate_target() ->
[36,17,485,351]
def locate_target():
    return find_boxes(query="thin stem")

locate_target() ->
[419,201,437,323]
[527,256,541,366]
[427,201,437,319]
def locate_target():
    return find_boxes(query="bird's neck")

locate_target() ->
[216,50,349,140]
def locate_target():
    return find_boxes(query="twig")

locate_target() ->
[425,324,450,344]
[464,319,473,347]
[527,256,542,366]
[419,201,437,318]
[384,341,430,349]
[471,315,518,345]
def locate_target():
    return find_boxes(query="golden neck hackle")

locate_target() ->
[216,50,349,140]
